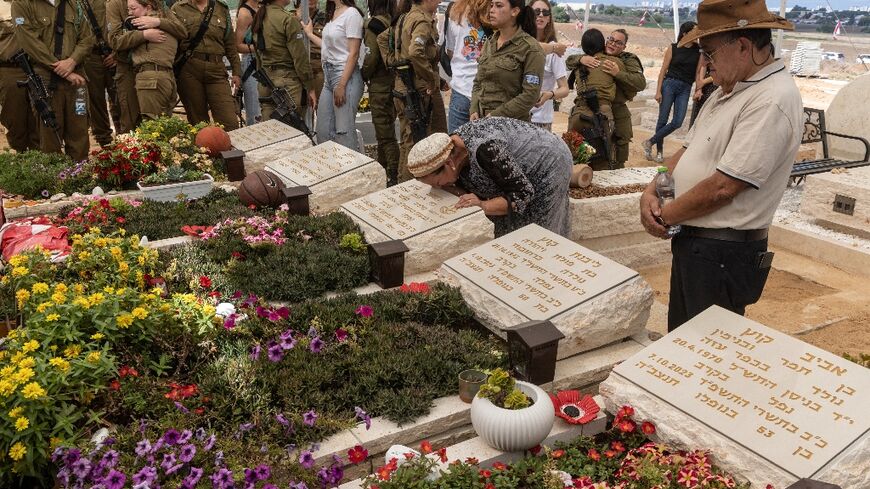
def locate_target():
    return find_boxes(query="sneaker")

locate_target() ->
[642,139,653,161]
[655,153,664,164]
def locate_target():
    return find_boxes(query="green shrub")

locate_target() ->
[0,150,94,199]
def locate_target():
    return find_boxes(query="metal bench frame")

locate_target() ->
[791,107,870,184]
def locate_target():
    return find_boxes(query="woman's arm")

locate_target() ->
[334,37,361,107]
[236,7,254,54]
[302,19,323,48]
[655,46,671,103]
[475,139,535,216]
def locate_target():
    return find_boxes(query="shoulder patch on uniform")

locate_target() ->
[296,32,303,39]
[414,36,425,46]
[524,74,541,85]
[15,17,24,25]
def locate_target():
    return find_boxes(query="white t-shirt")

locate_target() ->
[529,50,567,124]
[321,7,364,65]
[445,15,489,98]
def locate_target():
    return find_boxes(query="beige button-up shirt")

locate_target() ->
[675,60,803,230]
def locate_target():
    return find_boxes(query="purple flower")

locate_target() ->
[223,314,237,329]
[203,434,216,452]
[41,189,50,198]
[241,293,258,308]
[276,413,290,427]
[355,406,372,430]
[335,328,349,342]
[101,450,119,468]
[244,468,259,484]
[132,466,157,485]
[104,469,126,489]
[290,481,309,489]
[299,449,315,469]
[303,409,318,427]
[63,448,82,466]
[239,422,254,433]
[174,401,190,413]
[255,306,269,318]
[267,309,282,322]
[179,443,197,463]
[318,464,344,485]
[309,336,324,353]
[183,466,204,487]
[161,452,177,471]
[214,449,224,466]
[71,457,92,478]
[195,428,207,441]
[210,467,234,489]
[250,344,262,361]
[162,429,181,446]
[267,341,284,362]
[279,335,296,351]
[179,429,193,444]
[355,305,373,317]
[255,464,271,480]
[231,290,243,300]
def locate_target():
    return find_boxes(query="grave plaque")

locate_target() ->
[591,167,657,188]
[340,180,494,274]
[228,119,303,152]
[603,306,870,486]
[439,224,653,359]
[570,167,659,241]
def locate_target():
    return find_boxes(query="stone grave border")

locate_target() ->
[267,144,378,188]
[770,222,870,276]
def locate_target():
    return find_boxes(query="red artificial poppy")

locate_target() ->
[641,421,656,435]
[492,461,506,470]
[347,445,368,464]
[617,418,636,433]
[437,447,448,463]
[420,440,432,454]
[587,448,600,461]
[181,225,214,238]
[550,390,600,425]
[479,469,492,478]
[199,276,212,289]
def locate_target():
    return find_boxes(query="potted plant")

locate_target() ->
[137,166,214,202]
[470,368,554,452]
[562,131,596,188]
[88,134,161,190]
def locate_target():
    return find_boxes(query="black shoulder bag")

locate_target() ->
[173,0,216,76]
[438,2,452,76]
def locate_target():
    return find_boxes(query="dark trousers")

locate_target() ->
[668,234,771,331]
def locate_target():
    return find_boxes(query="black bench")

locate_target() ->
[791,107,870,184]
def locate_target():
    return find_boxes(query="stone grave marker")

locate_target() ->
[265,141,386,212]
[227,120,312,173]
[570,167,658,242]
[439,224,653,359]
[591,167,658,188]
[601,306,870,487]
[340,180,494,275]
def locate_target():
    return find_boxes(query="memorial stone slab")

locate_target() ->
[439,224,653,359]
[801,167,870,236]
[227,120,312,173]
[601,306,870,488]
[340,180,494,274]
[591,167,658,188]
[570,167,657,241]
[265,141,386,212]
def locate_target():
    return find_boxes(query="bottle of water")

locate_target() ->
[75,87,87,116]
[654,166,681,236]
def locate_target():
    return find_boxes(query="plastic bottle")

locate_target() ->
[75,87,87,116]
[654,166,681,236]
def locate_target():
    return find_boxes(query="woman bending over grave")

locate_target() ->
[407,117,571,238]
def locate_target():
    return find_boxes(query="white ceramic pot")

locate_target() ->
[470,381,554,452]
[137,174,214,202]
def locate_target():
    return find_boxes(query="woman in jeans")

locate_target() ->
[306,0,365,150]
[528,0,568,131]
[642,21,699,163]
[443,0,491,132]
[235,0,261,125]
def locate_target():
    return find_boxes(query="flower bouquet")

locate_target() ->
[88,134,161,189]
[562,131,595,188]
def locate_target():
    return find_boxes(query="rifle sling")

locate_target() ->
[175,0,216,73]
[81,0,108,54]
[50,0,67,89]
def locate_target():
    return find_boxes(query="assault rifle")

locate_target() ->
[81,0,120,113]
[389,60,428,143]
[13,51,62,148]
[253,68,316,144]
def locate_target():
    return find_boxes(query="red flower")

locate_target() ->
[492,461,506,470]
[604,449,616,458]
[551,449,565,459]
[479,469,492,479]
[485,484,496,489]
[194,407,205,415]
[617,418,636,433]
[420,440,432,454]
[437,447,448,463]
[116,217,126,224]
[403,452,415,460]
[529,445,542,455]
[641,421,656,435]
[611,440,625,453]
[587,448,600,461]
[617,405,635,419]
[347,445,368,464]
[399,282,431,294]
[119,366,139,378]
[466,457,479,465]
[231,251,245,261]
[550,390,600,425]
[109,379,121,391]
[199,276,212,289]
[208,291,222,298]
[765,485,775,489]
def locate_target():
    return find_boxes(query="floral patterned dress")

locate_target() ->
[454,117,571,237]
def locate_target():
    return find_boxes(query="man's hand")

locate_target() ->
[440,78,449,92]
[52,58,77,78]
[65,72,87,87]
[143,29,167,43]
[231,75,241,90]
[455,193,482,210]
[600,59,621,75]
[579,55,599,69]
[132,16,162,29]
[308,91,318,111]
[640,188,669,239]
[693,88,703,101]
[102,53,117,69]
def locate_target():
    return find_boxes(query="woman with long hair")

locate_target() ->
[469,0,545,122]
[252,0,317,123]
[642,21,700,163]
[528,0,568,130]
[307,0,365,150]
[235,0,261,125]
[443,0,491,132]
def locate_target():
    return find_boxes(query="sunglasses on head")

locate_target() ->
[533,8,550,17]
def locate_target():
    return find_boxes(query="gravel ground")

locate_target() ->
[774,185,870,251]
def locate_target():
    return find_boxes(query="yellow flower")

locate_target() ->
[8,255,26,267]
[13,368,34,384]
[45,313,60,322]
[49,357,70,373]
[21,382,45,399]
[73,297,91,309]
[93,238,107,248]
[159,304,171,312]
[21,340,39,353]
[15,289,30,307]
[54,283,68,293]
[103,286,116,294]
[36,302,51,313]
[116,314,133,329]
[8,407,23,418]
[10,351,24,364]
[90,333,104,340]
[202,304,216,316]
[86,351,101,364]
[8,442,26,460]
[118,262,129,273]
[131,307,148,320]
[6,329,17,340]
[0,379,15,396]
[78,251,90,260]
[11,266,28,277]
[137,255,146,266]
[73,284,85,295]
[31,283,49,294]
[63,345,82,359]
[51,292,67,305]
[87,293,105,307]
[14,416,29,431]
[1,365,15,377]
[110,246,123,259]
[17,357,35,369]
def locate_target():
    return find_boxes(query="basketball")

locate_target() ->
[195,126,232,156]
[238,170,286,208]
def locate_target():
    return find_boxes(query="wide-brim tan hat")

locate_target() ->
[407,133,454,178]
[678,0,794,48]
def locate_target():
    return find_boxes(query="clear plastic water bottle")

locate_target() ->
[75,87,87,116]
[654,166,681,236]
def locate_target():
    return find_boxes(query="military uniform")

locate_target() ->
[0,3,39,151]
[470,29,544,122]
[566,53,624,170]
[81,0,119,145]
[171,0,240,129]
[12,0,95,162]
[130,10,183,119]
[611,51,645,167]
[362,13,398,185]
[253,3,313,121]
[307,8,326,100]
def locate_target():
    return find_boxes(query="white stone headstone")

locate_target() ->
[439,224,653,359]
[340,180,494,274]
[265,141,386,213]
[601,306,870,488]
[825,73,870,162]
[800,166,870,236]
[570,167,657,241]
[591,167,657,188]
[228,119,303,152]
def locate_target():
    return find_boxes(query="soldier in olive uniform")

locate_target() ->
[378,0,446,183]
[253,0,316,121]
[81,0,120,146]
[13,0,95,161]
[128,0,185,119]
[362,0,398,185]
[0,1,39,151]
[470,0,544,122]
[171,0,241,129]
[298,0,326,101]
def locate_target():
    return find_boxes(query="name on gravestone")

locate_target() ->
[340,181,482,241]
[441,224,639,320]
[610,306,869,480]
[266,140,375,187]
[228,120,303,153]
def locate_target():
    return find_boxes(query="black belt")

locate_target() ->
[190,53,224,63]
[681,225,768,243]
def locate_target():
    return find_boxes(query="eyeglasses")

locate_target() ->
[533,8,550,17]
[699,37,739,63]
[606,36,625,46]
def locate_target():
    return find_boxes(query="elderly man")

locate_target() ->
[639,0,802,331]
[578,29,646,167]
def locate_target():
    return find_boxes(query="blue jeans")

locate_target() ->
[241,54,261,126]
[448,91,471,133]
[316,62,364,150]
[651,77,692,153]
